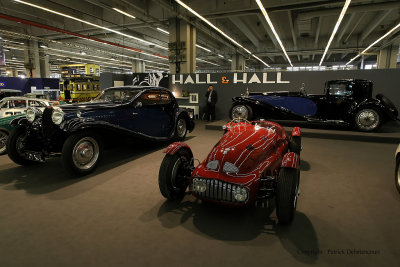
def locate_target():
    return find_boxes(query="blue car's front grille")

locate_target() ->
[41,108,57,139]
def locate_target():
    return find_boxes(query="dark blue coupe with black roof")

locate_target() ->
[6,86,195,175]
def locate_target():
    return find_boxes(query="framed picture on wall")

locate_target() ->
[189,93,198,104]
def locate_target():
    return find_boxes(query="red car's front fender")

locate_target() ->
[292,127,301,136]
[281,152,300,169]
[164,142,193,158]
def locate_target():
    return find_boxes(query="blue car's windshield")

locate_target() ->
[94,88,141,103]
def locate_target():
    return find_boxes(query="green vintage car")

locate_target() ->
[0,114,25,155]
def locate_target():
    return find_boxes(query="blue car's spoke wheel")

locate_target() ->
[176,118,187,140]
[62,132,103,176]
[231,105,253,120]
[0,131,8,155]
[354,108,381,132]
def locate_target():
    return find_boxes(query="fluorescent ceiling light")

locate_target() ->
[228,59,232,62]
[255,0,292,67]
[47,47,168,67]
[319,0,351,66]
[218,54,224,58]
[346,21,400,65]
[156,28,169,35]
[196,58,220,66]
[176,0,270,67]
[14,0,167,50]
[196,44,211,52]
[113,8,136,19]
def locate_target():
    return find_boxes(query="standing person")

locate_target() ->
[205,85,218,122]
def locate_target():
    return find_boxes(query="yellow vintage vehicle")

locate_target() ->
[59,64,101,102]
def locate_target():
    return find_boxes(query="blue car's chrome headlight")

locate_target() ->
[52,108,65,125]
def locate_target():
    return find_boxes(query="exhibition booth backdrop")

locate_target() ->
[0,77,60,98]
[102,69,400,120]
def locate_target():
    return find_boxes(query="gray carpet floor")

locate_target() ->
[0,121,399,267]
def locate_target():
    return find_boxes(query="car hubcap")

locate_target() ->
[232,105,248,119]
[356,109,379,130]
[72,137,99,170]
[177,119,187,138]
[0,132,7,153]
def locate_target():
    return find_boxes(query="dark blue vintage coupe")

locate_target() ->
[230,79,398,132]
[6,86,195,175]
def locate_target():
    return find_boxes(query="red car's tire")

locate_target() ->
[289,136,301,155]
[159,149,192,200]
[395,156,400,194]
[276,167,300,224]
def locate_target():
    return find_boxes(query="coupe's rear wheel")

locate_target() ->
[62,132,103,176]
[0,131,8,155]
[354,108,381,132]
[276,168,300,224]
[159,149,192,200]
[176,117,187,141]
[6,126,38,165]
[396,157,400,194]
[230,104,253,120]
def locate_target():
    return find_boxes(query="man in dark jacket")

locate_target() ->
[205,85,218,122]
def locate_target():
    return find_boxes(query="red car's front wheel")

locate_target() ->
[159,149,192,200]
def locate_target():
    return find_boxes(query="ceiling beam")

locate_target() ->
[297,1,400,20]
[312,16,322,61]
[287,10,299,61]
[229,17,259,48]
[257,13,279,49]
[343,12,366,43]
[360,10,392,43]
[335,12,356,46]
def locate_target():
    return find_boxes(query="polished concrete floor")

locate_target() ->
[0,121,399,267]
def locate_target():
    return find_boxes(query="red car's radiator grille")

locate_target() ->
[193,178,246,203]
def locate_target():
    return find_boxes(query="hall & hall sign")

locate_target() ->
[171,72,290,85]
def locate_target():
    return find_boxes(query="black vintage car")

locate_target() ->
[6,86,195,175]
[230,79,398,132]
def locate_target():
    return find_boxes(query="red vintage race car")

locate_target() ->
[158,120,302,224]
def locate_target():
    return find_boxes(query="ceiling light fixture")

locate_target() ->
[14,0,167,50]
[346,21,400,65]
[39,42,48,48]
[319,0,351,66]
[47,47,169,67]
[196,44,211,52]
[175,0,270,67]
[112,8,136,19]
[156,28,169,35]
[218,54,224,58]
[255,0,292,67]
[196,58,220,66]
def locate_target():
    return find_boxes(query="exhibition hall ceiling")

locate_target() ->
[0,0,399,73]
